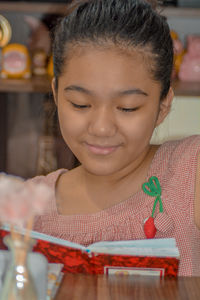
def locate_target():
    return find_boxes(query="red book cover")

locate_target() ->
[0,227,179,278]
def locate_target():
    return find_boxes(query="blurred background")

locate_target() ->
[0,0,200,178]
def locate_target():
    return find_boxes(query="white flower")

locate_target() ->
[0,173,52,227]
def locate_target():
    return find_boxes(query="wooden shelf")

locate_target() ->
[172,80,200,97]
[0,3,199,96]
[0,76,199,96]
[0,75,52,93]
[0,1,69,14]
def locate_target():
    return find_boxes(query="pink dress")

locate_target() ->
[31,135,200,276]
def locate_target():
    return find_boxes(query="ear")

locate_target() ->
[156,87,174,127]
[51,77,57,106]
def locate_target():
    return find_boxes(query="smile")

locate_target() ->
[85,143,119,155]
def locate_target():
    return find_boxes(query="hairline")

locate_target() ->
[54,39,165,100]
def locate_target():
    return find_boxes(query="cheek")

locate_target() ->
[57,107,84,144]
[140,102,160,129]
[124,108,158,140]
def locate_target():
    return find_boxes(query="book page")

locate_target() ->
[88,238,180,257]
[1,225,179,258]
[88,238,176,248]
[87,246,179,257]
[1,224,86,251]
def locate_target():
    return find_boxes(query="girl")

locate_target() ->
[32,0,200,276]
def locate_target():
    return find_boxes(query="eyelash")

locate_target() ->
[70,102,138,113]
[70,102,90,109]
[117,107,138,113]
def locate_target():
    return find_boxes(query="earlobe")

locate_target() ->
[51,77,58,106]
[156,87,174,127]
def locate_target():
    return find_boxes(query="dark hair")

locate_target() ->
[52,0,173,100]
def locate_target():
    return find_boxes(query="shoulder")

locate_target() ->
[26,169,67,187]
[162,135,200,185]
[161,135,200,166]
[152,135,200,178]
[163,134,200,152]
[159,136,200,220]
[151,136,200,209]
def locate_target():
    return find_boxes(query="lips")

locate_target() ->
[85,143,119,155]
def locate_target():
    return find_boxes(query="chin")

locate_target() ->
[81,161,122,177]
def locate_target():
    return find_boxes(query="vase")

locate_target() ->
[0,234,38,300]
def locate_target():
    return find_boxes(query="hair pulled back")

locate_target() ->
[52,0,173,100]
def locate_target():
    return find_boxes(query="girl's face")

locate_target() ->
[53,45,172,176]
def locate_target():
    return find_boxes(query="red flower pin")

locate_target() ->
[142,176,163,239]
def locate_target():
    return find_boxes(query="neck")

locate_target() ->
[79,144,158,193]
[56,144,160,214]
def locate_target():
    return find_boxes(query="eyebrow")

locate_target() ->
[64,85,148,97]
[64,85,93,96]
[119,89,148,97]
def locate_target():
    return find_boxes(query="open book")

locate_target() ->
[0,225,180,278]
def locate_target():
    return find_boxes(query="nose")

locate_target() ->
[88,107,117,137]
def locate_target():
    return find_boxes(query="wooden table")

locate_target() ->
[55,274,200,300]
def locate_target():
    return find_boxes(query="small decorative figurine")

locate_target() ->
[32,48,47,76]
[179,35,200,82]
[1,43,31,79]
[170,30,185,79]
[0,15,12,48]
[47,55,54,77]
[0,15,12,73]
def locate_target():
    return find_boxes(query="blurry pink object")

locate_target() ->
[173,38,184,55]
[26,181,53,215]
[179,56,200,81]
[187,35,200,58]
[179,35,200,82]
[0,173,52,228]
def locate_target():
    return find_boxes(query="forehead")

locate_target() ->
[61,43,154,81]
[57,43,161,99]
[57,44,161,101]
